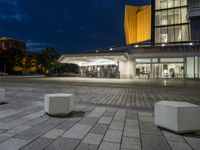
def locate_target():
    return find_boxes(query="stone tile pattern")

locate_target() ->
[0,80,199,150]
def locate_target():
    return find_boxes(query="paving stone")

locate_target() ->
[0,129,5,134]
[125,119,139,128]
[109,121,124,131]
[56,119,79,130]
[162,131,185,142]
[0,109,21,119]
[139,116,154,122]
[62,124,92,139]
[141,134,171,150]
[24,116,48,126]
[184,136,200,150]
[140,121,162,135]
[15,121,55,140]
[78,117,98,126]
[0,118,29,130]
[42,129,65,139]
[98,117,112,124]
[44,118,66,125]
[20,137,54,150]
[113,112,126,122]
[103,129,122,143]
[103,111,116,117]
[82,133,103,145]
[168,141,192,150]
[90,123,109,134]
[126,111,138,120]
[138,112,152,117]
[0,108,41,122]
[0,138,30,150]
[23,110,44,120]
[7,125,31,134]
[123,128,140,138]
[86,112,103,118]
[45,137,80,150]
[0,132,15,143]
[75,143,98,150]
[99,141,120,150]
[92,107,107,113]
[121,136,141,150]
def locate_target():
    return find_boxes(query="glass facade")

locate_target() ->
[135,57,200,79]
[155,0,190,43]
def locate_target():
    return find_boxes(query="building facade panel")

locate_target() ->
[124,5,151,45]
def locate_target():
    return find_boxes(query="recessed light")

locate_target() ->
[189,42,193,46]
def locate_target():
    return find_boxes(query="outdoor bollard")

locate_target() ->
[44,93,74,116]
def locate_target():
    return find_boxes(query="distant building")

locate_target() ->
[0,37,26,52]
[0,37,26,74]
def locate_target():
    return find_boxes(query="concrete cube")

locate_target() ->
[0,89,5,103]
[44,93,73,116]
[155,101,200,133]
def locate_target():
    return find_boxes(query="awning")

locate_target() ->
[58,53,128,66]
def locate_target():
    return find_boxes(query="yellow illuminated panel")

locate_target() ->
[124,5,151,45]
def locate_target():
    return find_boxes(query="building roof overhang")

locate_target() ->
[58,52,129,66]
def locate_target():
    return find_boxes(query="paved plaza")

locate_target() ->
[0,77,199,150]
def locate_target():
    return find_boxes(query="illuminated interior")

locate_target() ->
[124,5,151,45]
[155,0,190,43]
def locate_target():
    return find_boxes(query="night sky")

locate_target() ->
[0,0,150,53]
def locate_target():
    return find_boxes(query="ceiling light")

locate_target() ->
[109,48,113,51]
[135,45,139,48]
[161,44,165,47]
[189,42,193,46]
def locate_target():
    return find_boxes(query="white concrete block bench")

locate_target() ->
[0,89,5,104]
[44,93,74,116]
[155,101,200,133]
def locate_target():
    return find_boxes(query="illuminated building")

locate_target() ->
[59,1,200,79]
[0,37,26,73]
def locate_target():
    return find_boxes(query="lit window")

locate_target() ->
[182,25,189,41]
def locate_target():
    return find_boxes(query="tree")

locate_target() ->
[38,48,60,74]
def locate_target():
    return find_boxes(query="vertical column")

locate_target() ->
[119,60,135,79]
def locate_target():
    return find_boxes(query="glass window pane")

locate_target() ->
[155,28,161,43]
[161,58,184,63]
[175,26,182,42]
[160,0,168,9]
[182,25,189,41]
[174,0,181,7]
[161,10,167,25]
[168,9,174,25]
[155,11,161,26]
[168,0,174,8]
[181,0,187,6]
[174,8,181,24]
[156,0,160,10]
[161,27,168,43]
[181,7,188,23]
[168,26,174,42]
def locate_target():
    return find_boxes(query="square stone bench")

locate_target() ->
[0,89,5,104]
[154,101,200,133]
[44,93,74,116]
